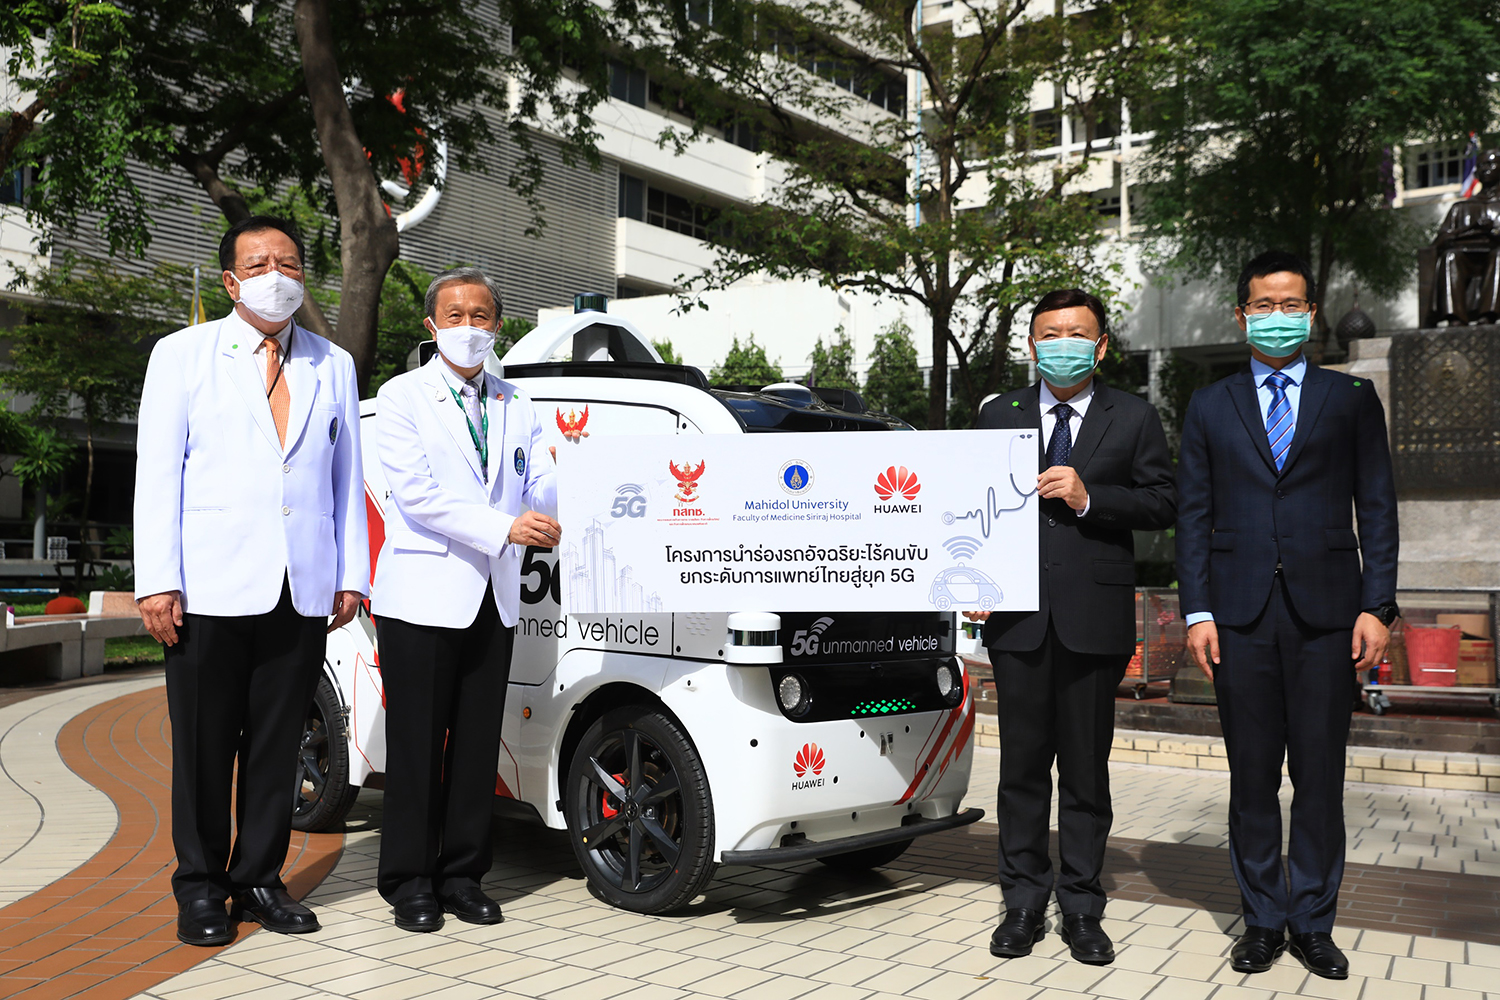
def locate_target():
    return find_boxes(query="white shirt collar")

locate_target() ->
[246,318,292,355]
[1250,352,1308,387]
[1039,378,1095,416]
[436,358,486,395]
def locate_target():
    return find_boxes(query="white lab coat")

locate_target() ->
[133,311,368,616]
[370,356,557,629]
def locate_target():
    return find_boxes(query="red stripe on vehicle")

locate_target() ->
[893,670,971,805]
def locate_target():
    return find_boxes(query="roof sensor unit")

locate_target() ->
[574,292,609,314]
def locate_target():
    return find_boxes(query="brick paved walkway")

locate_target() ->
[0,681,341,1000]
[3,676,1499,1000]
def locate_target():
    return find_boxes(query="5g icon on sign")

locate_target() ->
[611,483,648,518]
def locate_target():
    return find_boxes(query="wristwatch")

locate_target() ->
[1365,603,1401,627]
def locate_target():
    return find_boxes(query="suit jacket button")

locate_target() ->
[283,464,291,474]
[1276,489,1286,499]
[282,506,291,516]
[1047,517,1057,527]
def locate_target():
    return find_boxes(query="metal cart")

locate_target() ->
[1359,588,1500,717]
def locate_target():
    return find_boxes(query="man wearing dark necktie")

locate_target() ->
[1178,251,1399,980]
[972,289,1176,964]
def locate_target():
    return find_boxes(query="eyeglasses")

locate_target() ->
[235,260,304,278]
[1242,298,1311,316]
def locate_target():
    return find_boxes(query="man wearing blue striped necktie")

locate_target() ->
[1176,251,1399,983]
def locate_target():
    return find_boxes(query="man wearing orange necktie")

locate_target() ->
[134,216,367,947]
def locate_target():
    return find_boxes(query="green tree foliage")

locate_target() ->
[861,320,927,428]
[639,0,1170,426]
[3,1,623,390]
[709,334,784,387]
[1,255,183,574]
[372,259,432,395]
[806,327,858,390]
[652,340,683,365]
[1136,0,1500,335]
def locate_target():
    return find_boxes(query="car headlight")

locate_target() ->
[777,673,811,717]
[935,660,963,706]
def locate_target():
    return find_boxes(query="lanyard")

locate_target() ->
[448,379,489,483]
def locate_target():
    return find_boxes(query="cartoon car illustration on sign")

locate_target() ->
[928,566,1003,611]
[299,305,981,914]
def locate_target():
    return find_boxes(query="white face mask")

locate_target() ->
[430,322,497,369]
[232,270,305,324]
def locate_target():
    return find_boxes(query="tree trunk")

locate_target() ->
[928,307,951,430]
[32,485,45,560]
[293,0,400,395]
[77,420,94,581]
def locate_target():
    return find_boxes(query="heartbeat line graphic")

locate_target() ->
[942,436,1039,536]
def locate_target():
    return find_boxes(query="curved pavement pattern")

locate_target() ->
[0,678,342,1000]
[3,676,1500,1000]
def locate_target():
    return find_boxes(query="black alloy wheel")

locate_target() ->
[290,672,358,832]
[565,705,716,913]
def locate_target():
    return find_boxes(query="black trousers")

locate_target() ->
[376,586,515,902]
[1215,575,1353,935]
[992,623,1128,917]
[164,578,326,905]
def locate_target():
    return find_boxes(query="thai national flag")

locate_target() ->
[1460,133,1482,197]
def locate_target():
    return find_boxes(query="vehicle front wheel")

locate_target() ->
[565,705,716,913]
[817,839,914,871]
[291,673,358,832]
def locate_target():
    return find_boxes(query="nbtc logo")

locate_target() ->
[792,743,826,790]
[874,465,922,512]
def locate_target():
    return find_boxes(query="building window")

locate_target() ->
[618,172,645,221]
[648,187,716,240]
[0,167,37,205]
[1409,144,1466,190]
[766,31,906,117]
[619,172,719,242]
[723,119,760,152]
[610,60,647,108]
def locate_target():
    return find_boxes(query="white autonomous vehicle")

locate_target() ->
[297,301,981,914]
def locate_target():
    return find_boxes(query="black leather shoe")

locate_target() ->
[177,899,233,946]
[441,887,503,925]
[392,893,445,933]
[989,908,1046,958]
[232,887,320,934]
[1230,926,1287,973]
[1060,914,1115,964]
[1289,932,1349,980]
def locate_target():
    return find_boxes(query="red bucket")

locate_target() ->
[1405,625,1461,687]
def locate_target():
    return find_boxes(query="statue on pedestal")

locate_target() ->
[1423,148,1500,326]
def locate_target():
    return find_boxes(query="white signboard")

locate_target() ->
[557,429,1039,614]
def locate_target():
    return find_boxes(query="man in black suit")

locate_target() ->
[1178,251,1399,981]
[972,289,1175,965]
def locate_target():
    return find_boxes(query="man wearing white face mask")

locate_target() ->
[134,216,367,945]
[371,266,561,932]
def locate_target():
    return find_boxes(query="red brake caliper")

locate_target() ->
[600,772,627,819]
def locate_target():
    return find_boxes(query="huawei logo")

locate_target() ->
[875,465,921,501]
[794,743,826,777]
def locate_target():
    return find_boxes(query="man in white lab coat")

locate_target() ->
[134,216,367,946]
[371,266,560,932]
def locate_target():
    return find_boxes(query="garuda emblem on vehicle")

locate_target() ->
[556,405,590,441]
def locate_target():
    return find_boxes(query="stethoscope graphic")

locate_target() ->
[942,432,1039,538]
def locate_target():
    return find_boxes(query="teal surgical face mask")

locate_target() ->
[1244,311,1310,358]
[1033,336,1101,388]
